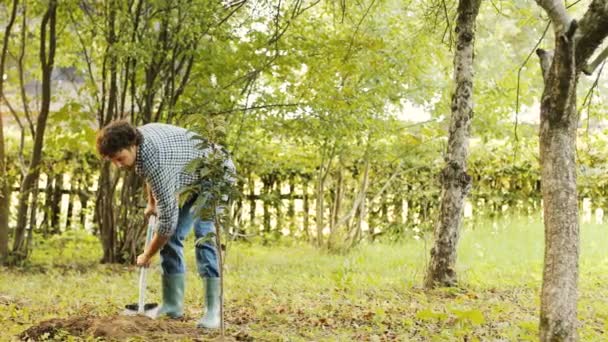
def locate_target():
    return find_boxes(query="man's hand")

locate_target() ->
[136,233,170,268]
[144,203,157,219]
[136,252,152,268]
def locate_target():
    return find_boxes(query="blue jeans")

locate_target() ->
[159,195,219,278]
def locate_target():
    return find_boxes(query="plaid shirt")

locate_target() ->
[134,123,235,236]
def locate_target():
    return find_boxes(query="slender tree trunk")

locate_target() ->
[116,172,144,263]
[42,173,53,235]
[328,168,343,247]
[287,174,295,235]
[381,194,388,222]
[65,177,77,230]
[12,0,57,259]
[0,0,19,263]
[274,178,282,233]
[248,175,256,226]
[262,175,271,233]
[96,163,116,263]
[78,174,89,227]
[425,0,480,288]
[26,179,39,257]
[95,0,121,263]
[303,178,310,239]
[315,143,335,247]
[346,158,369,249]
[394,196,404,225]
[315,169,325,247]
[50,173,62,233]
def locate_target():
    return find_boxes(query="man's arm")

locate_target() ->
[136,148,179,267]
[144,181,157,219]
[137,182,166,267]
[138,232,169,267]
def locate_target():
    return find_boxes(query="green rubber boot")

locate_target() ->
[196,277,221,329]
[156,273,185,319]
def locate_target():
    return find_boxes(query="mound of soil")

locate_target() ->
[19,315,252,341]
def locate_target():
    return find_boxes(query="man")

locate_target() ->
[96,120,235,329]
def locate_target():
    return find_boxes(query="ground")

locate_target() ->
[3,217,608,341]
[16,314,260,341]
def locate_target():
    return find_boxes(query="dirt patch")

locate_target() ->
[19,315,253,341]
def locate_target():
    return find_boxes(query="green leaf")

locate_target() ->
[416,309,447,321]
[451,309,486,326]
[195,232,216,247]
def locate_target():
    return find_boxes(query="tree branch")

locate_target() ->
[536,48,554,82]
[514,21,550,157]
[582,45,608,75]
[441,0,454,48]
[0,94,27,175]
[67,7,100,105]
[182,103,302,116]
[534,0,572,33]
[581,60,605,142]
[343,0,377,62]
[17,2,34,137]
[216,0,247,27]
[574,0,608,70]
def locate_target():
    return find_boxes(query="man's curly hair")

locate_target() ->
[96,120,143,157]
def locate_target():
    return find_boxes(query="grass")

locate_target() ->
[2,215,608,341]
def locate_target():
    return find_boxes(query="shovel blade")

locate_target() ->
[122,303,159,318]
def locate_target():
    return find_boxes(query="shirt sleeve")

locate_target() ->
[142,144,178,237]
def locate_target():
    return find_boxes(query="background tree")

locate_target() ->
[0,0,19,263]
[425,0,481,288]
[11,0,57,262]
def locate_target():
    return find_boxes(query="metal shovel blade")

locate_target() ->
[122,302,159,318]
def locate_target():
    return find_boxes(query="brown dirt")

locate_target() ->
[18,315,254,341]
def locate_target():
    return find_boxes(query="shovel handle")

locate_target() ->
[138,216,156,314]
[145,216,156,245]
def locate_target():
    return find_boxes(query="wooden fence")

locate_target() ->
[7,172,438,238]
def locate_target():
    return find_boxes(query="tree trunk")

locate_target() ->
[328,168,343,248]
[248,175,256,226]
[425,0,480,288]
[0,0,19,263]
[346,158,369,248]
[65,177,77,230]
[12,0,57,259]
[538,44,579,340]
[287,174,295,235]
[78,181,89,227]
[231,177,245,237]
[315,169,325,247]
[95,163,116,263]
[533,1,608,339]
[95,0,122,263]
[26,179,40,257]
[303,178,310,239]
[274,178,282,233]
[41,173,53,235]
[315,145,335,247]
[262,175,271,233]
[50,173,63,234]
[116,172,145,264]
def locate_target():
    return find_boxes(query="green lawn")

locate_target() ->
[2,216,608,341]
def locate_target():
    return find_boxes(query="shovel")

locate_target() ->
[122,216,159,317]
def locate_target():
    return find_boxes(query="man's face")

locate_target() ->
[108,146,137,170]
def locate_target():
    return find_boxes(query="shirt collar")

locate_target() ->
[134,133,145,176]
